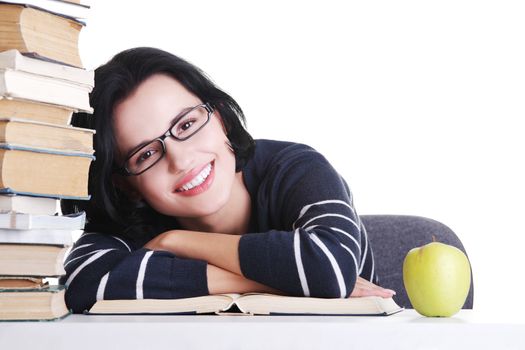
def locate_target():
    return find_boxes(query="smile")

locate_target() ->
[175,161,215,195]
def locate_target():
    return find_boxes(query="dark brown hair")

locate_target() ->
[62,47,255,243]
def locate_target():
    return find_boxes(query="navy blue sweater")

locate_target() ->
[61,139,377,313]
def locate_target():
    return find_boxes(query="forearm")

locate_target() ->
[145,230,284,295]
[207,264,283,295]
[144,229,242,275]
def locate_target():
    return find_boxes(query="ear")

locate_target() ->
[112,174,143,201]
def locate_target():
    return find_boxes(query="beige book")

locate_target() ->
[0,117,94,154]
[0,98,74,125]
[0,144,93,198]
[0,244,69,276]
[0,285,70,321]
[0,4,84,67]
[89,293,404,316]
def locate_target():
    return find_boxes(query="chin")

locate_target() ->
[157,188,229,218]
[193,191,231,216]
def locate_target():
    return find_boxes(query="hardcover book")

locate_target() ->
[0,194,58,215]
[0,211,85,230]
[0,68,93,112]
[0,50,93,86]
[0,3,84,67]
[0,284,70,321]
[0,144,93,198]
[0,98,74,126]
[0,244,69,276]
[0,117,94,154]
[0,227,76,245]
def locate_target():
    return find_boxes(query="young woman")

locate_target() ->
[60,47,396,313]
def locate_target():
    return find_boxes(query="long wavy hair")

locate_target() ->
[61,47,255,244]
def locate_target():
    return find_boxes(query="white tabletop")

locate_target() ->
[1,310,524,350]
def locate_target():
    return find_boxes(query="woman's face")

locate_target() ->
[112,73,237,219]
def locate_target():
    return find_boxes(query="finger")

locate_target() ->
[356,277,381,288]
[353,278,396,297]
[351,286,395,298]
[356,277,396,294]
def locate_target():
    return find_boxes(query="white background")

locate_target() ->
[79,0,524,316]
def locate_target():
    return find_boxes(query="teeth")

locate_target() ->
[177,163,212,192]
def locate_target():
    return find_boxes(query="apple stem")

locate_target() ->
[432,235,437,242]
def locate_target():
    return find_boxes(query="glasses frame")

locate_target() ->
[119,102,213,176]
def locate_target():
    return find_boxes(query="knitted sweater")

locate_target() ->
[60,139,377,313]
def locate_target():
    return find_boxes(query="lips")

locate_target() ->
[174,161,215,196]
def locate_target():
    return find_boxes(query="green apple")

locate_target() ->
[403,241,471,317]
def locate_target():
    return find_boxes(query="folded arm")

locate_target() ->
[144,144,394,299]
[144,230,282,295]
[61,232,208,313]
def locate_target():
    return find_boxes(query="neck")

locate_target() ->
[177,171,251,235]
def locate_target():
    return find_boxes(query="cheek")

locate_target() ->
[132,173,169,201]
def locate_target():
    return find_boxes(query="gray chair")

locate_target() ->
[361,215,474,309]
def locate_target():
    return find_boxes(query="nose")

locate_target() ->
[163,137,193,175]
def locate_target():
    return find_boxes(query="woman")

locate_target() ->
[60,47,396,313]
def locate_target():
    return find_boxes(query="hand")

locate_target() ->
[350,276,396,299]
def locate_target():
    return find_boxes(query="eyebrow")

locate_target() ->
[123,106,195,160]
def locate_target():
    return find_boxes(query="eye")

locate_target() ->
[180,120,195,131]
[177,118,197,133]
[136,149,157,164]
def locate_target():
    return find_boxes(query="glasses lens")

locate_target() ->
[170,105,209,140]
[126,139,164,175]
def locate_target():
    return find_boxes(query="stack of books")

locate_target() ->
[0,0,93,321]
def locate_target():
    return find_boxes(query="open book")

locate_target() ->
[87,293,404,316]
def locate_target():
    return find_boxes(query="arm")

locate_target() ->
[60,232,208,313]
[146,229,392,297]
[145,230,243,275]
[146,143,384,298]
[144,230,283,295]
[236,144,366,298]
[207,264,283,295]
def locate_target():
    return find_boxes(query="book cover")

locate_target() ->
[0,188,90,200]
[0,0,90,20]
[0,276,48,290]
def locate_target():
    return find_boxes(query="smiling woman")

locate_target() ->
[111,74,241,224]
[59,47,395,313]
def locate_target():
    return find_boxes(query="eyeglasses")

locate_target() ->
[119,103,213,176]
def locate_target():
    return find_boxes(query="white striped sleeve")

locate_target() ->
[136,251,154,299]
[293,229,310,297]
[60,232,209,313]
